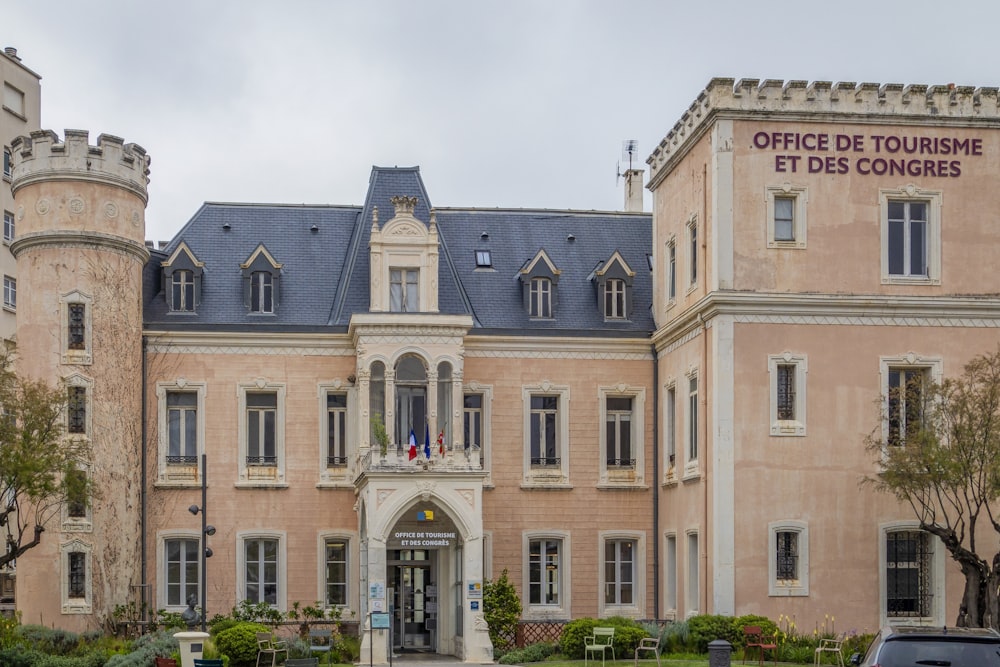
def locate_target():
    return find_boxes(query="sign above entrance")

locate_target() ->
[392,530,456,547]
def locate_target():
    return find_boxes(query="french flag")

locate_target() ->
[408,429,417,461]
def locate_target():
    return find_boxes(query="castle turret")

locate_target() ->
[10,129,150,629]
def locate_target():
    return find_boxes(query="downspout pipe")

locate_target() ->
[652,342,660,620]
[141,336,148,621]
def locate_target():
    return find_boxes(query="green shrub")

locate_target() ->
[559,617,648,660]
[16,625,81,655]
[687,615,740,652]
[732,615,778,647]
[215,622,270,665]
[483,569,522,655]
[105,629,179,667]
[497,640,557,664]
[209,614,241,636]
[0,648,40,667]
[559,617,600,659]
[659,620,690,653]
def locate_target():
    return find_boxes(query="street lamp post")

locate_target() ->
[188,453,214,632]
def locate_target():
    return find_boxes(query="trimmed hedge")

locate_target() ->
[215,622,270,665]
[559,616,649,659]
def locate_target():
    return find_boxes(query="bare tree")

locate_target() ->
[0,350,92,569]
[864,347,1000,628]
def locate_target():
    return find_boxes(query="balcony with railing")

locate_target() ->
[359,444,484,476]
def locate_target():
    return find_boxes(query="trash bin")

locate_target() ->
[708,639,733,667]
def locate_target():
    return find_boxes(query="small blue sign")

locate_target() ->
[371,612,391,629]
[470,601,480,611]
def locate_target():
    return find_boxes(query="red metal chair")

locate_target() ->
[743,626,777,666]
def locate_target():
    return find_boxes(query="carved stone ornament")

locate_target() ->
[104,202,119,219]
[390,195,418,216]
[416,481,436,500]
[458,489,475,507]
[35,198,50,215]
[377,488,395,508]
[68,197,85,214]
[388,221,423,237]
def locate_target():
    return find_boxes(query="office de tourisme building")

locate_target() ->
[7,76,1000,661]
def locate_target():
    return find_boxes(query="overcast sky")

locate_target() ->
[3,0,998,242]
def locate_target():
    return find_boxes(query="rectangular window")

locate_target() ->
[3,210,13,242]
[68,386,86,434]
[475,250,492,268]
[667,242,676,301]
[2,276,14,310]
[687,376,698,462]
[390,268,419,312]
[886,530,932,617]
[325,538,348,606]
[776,531,798,582]
[2,148,10,178]
[167,392,198,464]
[66,469,87,518]
[244,538,278,604]
[171,270,195,312]
[250,272,273,313]
[528,539,561,605]
[3,83,25,116]
[665,535,677,611]
[887,200,927,277]
[246,393,277,465]
[165,538,200,607]
[604,539,635,605]
[327,393,347,466]
[688,222,697,284]
[605,396,633,467]
[776,364,796,421]
[888,368,926,447]
[687,533,699,614]
[530,278,552,318]
[464,393,483,464]
[665,386,676,469]
[605,279,626,319]
[530,395,559,466]
[68,552,86,599]
[68,304,86,350]
[773,196,795,241]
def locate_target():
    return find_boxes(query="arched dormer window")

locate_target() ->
[591,251,635,321]
[161,242,204,313]
[519,250,560,319]
[368,196,440,314]
[241,245,283,314]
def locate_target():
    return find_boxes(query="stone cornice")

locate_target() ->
[647,78,1000,189]
[348,313,473,341]
[653,291,1000,351]
[464,335,653,360]
[144,330,355,355]
[11,230,150,263]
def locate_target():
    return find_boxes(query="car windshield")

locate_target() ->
[879,639,1000,666]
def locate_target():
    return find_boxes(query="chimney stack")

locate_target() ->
[624,168,644,212]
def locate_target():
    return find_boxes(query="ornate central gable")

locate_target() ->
[369,196,440,313]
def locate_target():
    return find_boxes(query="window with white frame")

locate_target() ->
[599,386,645,485]
[665,533,677,615]
[390,268,419,312]
[527,537,564,610]
[250,271,274,313]
[880,186,942,284]
[241,535,283,607]
[880,355,941,450]
[326,393,348,466]
[687,217,698,286]
[67,385,87,435]
[600,533,644,617]
[61,466,92,533]
[768,521,808,596]
[3,210,13,242]
[463,383,493,479]
[529,277,552,318]
[605,396,634,467]
[522,383,570,485]
[167,392,198,465]
[171,269,196,312]
[884,528,934,620]
[665,383,677,476]
[768,354,807,436]
[164,537,200,608]
[686,531,699,617]
[666,239,676,303]
[605,278,626,319]
[3,276,14,310]
[238,382,286,485]
[61,292,93,365]
[325,537,349,606]
[61,539,92,613]
[686,373,699,471]
[156,381,205,485]
[2,148,10,179]
[765,184,808,248]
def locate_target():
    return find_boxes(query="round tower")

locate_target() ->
[10,129,150,630]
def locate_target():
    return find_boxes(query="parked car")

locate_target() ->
[851,624,1000,666]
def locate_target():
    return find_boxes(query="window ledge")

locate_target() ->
[520,481,573,490]
[597,483,648,491]
[2,305,13,314]
[599,606,642,619]
[60,521,92,533]
[662,475,679,488]
[315,481,355,490]
[523,608,569,621]
[681,469,702,483]
[154,480,201,489]
[234,481,290,490]
[2,106,26,122]
[770,421,806,437]
[767,240,807,250]
[881,276,939,286]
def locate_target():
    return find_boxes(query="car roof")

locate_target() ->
[883,625,1000,641]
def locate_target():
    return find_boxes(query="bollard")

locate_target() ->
[708,639,734,667]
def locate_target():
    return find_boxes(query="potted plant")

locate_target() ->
[371,413,390,457]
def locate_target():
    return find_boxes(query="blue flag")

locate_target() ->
[424,423,431,459]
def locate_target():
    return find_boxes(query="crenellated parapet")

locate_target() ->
[647,77,1000,184]
[10,129,151,203]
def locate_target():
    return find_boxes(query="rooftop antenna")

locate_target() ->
[616,139,638,184]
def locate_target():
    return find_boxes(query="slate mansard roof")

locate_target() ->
[142,166,654,337]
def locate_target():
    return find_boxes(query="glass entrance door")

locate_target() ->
[391,550,436,651]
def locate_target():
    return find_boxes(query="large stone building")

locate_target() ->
[7,77,1000,660]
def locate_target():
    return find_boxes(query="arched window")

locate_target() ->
[370,362,386,445]
[395,356,427,444]
[437,362,452,448]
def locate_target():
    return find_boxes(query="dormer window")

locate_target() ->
[475,250,492,268]
[530,278,552,318]
[592,251,635,322]
[605,279,626,319]
[241,244,282,315]
[390,269,419,312]
[250,271,273,313]
[171,271,195,312]
[161,242,204,314]
[368,196,440,314]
